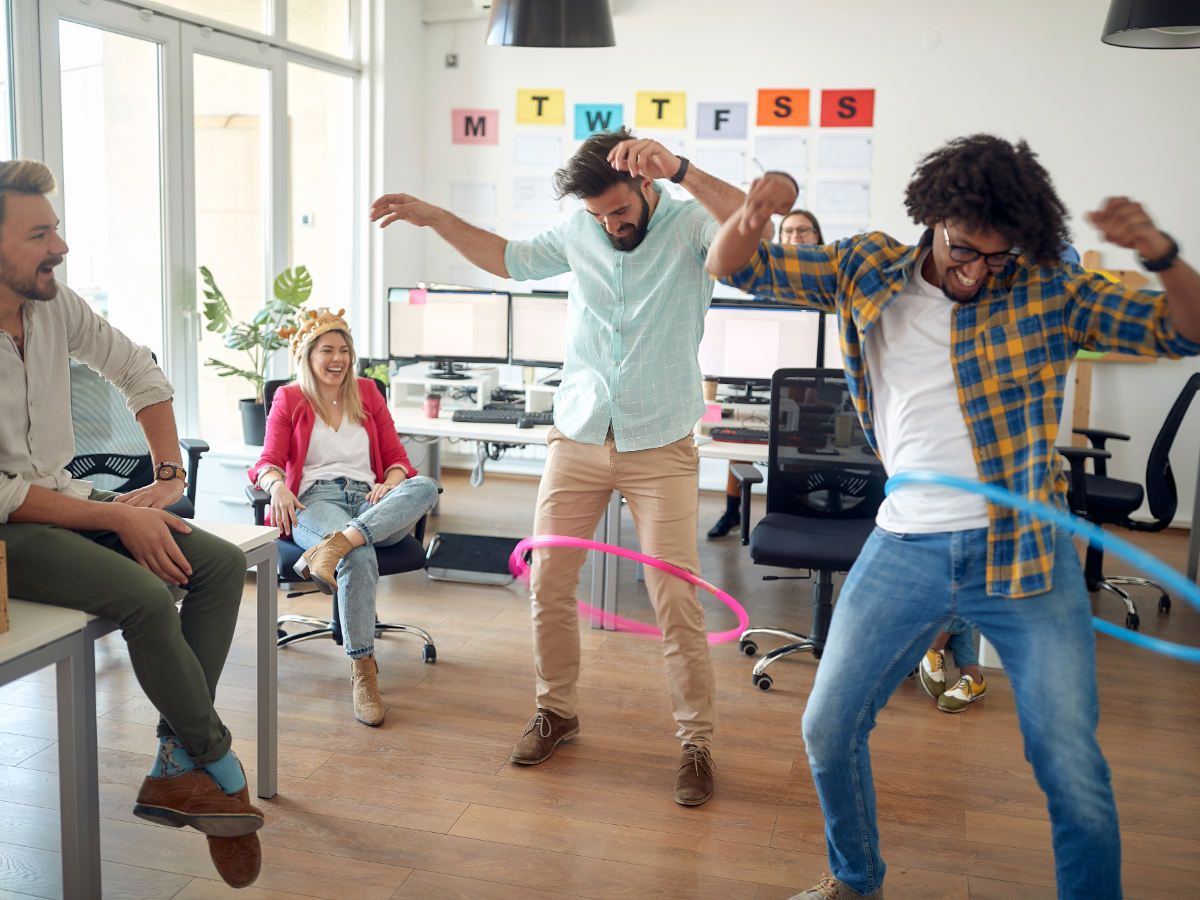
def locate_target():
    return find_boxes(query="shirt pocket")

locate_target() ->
[980,314,1050,386]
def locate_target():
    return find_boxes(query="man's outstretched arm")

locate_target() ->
[706,174,799,278]
[371,193,510,278]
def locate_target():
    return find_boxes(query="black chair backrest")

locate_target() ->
[264,377,387,419]
[1143,372,1200,525]
[70,362,152,492]
[766,368,886,520]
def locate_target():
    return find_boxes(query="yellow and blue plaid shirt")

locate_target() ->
[724,229,1200,598]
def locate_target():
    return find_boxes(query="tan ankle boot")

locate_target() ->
[302,532,354,594]
[350,655,385,726]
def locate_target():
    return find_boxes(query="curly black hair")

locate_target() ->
[904,134,1071,266]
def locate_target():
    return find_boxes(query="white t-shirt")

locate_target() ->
[298,414,375,498]
[866,249,989,533]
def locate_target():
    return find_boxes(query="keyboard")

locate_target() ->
[708,427,769,444]
[452,409,554,425]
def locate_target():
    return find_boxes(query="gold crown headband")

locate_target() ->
[277,307,351,366]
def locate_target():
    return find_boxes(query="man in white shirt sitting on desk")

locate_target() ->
[373,128,794,805]
[0,160,264,889]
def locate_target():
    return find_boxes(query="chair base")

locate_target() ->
[277,615,436,663]
[739,570,836,691]
[1088,576,1171,631]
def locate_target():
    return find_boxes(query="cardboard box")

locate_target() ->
[0,541,7,635]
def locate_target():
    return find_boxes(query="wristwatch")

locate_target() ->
[1138,233,1179,272]
[670,156,690,184]
[154,461,188,487]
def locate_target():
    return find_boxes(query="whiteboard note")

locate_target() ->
[755,135,807,173]
[822,221,870,243]
[726,317,779,378]
[513,176,560,212]
[820,136,873,170]
[694,147,746,186]
[449,182,497,216]
[816,179,871,217]
[514,133,562,168]
[511,221,559,241]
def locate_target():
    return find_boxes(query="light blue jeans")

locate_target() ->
[802,526,1119,899]
[941,616,978,670]
[292,476,439,658]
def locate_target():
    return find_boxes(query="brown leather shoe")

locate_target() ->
[205,779,263,888]
[134,767,265,837]
[302,531,354,594]
[351,655,386,726]
[674,743,715,806]
[509,709,580,765]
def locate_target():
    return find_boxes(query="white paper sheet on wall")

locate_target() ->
[513,176,560,212]
[726,317,779,376]
[514,134,562,168]
[511,221,559,241]
[449,182,498,216]
[755,135,807,174]
[816,179,871,217]
[449,263,496,290]
[822,221,870,243]
[819,135,873,170]
[694,147,746,186]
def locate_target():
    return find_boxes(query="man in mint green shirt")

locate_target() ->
[372,128,797,806]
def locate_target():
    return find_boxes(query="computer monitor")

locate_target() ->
[388,287,510,378]
[697,303,827,402]
[510,292,569,369]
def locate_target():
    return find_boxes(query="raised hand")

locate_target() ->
[1086,197,1173,261]
[739,173,800,236]
[607,139,682,181]
[370,193,440,229]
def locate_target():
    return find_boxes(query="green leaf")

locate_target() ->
[273,266,312,308]
[198,266,234,332]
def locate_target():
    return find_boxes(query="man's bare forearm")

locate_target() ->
[677,165,748,225]
[707,207,768,278]
[429,211,511,278]
[135,399,183,466]
[9,485,125,530]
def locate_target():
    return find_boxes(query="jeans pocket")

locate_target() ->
[875,526,910,541]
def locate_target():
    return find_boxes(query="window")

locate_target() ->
[288,0,351,57]
[155,1,265,33]
[0,0,13,158]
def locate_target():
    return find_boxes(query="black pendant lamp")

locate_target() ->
[486,0,616,48]
[1102,0,1200,48]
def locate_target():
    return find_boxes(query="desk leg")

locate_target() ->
[57,633,101,900]
[590,501,608,629]
[1189,448,1200,584]
[603,491,621,629]
[255,544,278,799]
[430,438,442,516]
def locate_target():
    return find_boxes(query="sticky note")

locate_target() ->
[820,90,875,127]
[696,102,747,140]
[451,109,498,145]
[575,103,624,139]
[702,404,722,423]
[409,289,427,305]
[517,89,565,125]
[636,91,686,129]
[756,89,810,127]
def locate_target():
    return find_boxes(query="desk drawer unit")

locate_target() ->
[196,452,258,524]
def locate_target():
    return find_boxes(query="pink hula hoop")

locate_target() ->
[509,535,750,644]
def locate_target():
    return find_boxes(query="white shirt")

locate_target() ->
[298,414,375,498]
[866,250,989,533]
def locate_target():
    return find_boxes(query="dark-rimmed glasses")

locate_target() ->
[943,224,1018,269]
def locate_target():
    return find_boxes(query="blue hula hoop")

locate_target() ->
[885,471,1200,664]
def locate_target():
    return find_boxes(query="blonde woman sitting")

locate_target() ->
[250,309,438,726]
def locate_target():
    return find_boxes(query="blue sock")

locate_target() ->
[149,736,196,779]
[203,749,247,796]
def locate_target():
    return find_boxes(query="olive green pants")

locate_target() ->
[0,491,246,765]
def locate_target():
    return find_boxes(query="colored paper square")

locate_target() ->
[636,91,686,129]
[696,102,748,140]
[575,103,624,139]
[756,89,810,127]
[820,90,875,127]
[701,403,722,423]
[451,109,498,145]
[408,289,427,305]
[517,89,565,125]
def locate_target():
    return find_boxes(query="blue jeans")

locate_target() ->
[292,476,439,658]
[802,526,1119,899]
[942,617,978,670]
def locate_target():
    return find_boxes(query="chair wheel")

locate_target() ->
[753,673,773,691]
[1159,596,1171,613]
[739,640,757,657]
[421,644,436,664]
[1126,612,1140,631]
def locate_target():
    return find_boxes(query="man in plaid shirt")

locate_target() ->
[707,134,1200,900]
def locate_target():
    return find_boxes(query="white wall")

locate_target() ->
[390,0,1200,523]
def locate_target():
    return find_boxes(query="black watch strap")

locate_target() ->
[670,156,690,184]
[1139,233,1179,272]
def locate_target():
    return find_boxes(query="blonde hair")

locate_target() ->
[0,160,57,231]
[298,329,367,427]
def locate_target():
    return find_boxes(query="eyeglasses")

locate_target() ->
[943,224,1018,269]
[781,225,816,237]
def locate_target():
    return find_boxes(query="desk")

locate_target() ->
[392,406,769,627]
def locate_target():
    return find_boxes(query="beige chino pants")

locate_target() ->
[530,426,716,747]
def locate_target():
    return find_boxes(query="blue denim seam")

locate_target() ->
[347,643,374,659]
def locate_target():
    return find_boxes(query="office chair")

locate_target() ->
[730,368,886,691]
[68,361,207,518]
[246,377,439,662]
[1057,372,1200,631]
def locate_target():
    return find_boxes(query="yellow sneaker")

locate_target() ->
[919,649,946,700]
[938,674,986,713]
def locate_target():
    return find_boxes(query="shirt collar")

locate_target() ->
[645,180,670,233]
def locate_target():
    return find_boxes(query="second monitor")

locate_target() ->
[510,292,569,370]
[389,287,510,378]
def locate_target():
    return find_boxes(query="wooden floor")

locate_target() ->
[2,469,1199,899]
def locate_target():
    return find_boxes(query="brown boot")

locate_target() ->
[205,771,262,888]
[134,767,264,837]
[509,709,580,765]
[351,655,386,726]
[302,531,354,594]
[674,743,715,806]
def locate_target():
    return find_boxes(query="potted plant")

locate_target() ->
[200,265,312,445]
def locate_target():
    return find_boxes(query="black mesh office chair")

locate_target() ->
[68,361,207,517]
[1057,373,1200,631]
[731,368,886,691]
[246,377,439,661]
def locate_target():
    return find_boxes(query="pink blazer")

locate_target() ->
[249,379,416,521]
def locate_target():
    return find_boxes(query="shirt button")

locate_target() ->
[612,396,617,401]
[617,297,623,302]
[616,262,621,268]
[615,327,620,333]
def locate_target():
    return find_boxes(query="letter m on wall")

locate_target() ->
[452,109,499,145]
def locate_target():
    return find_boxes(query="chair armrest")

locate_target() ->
[413,484,445,544]
[245,485,270,527]
[179,438,209,504]
[1056,446,1110,516]
[730,464,762,546]
[1071,427,1129,464]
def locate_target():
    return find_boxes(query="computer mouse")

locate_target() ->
[516,415,535,429]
